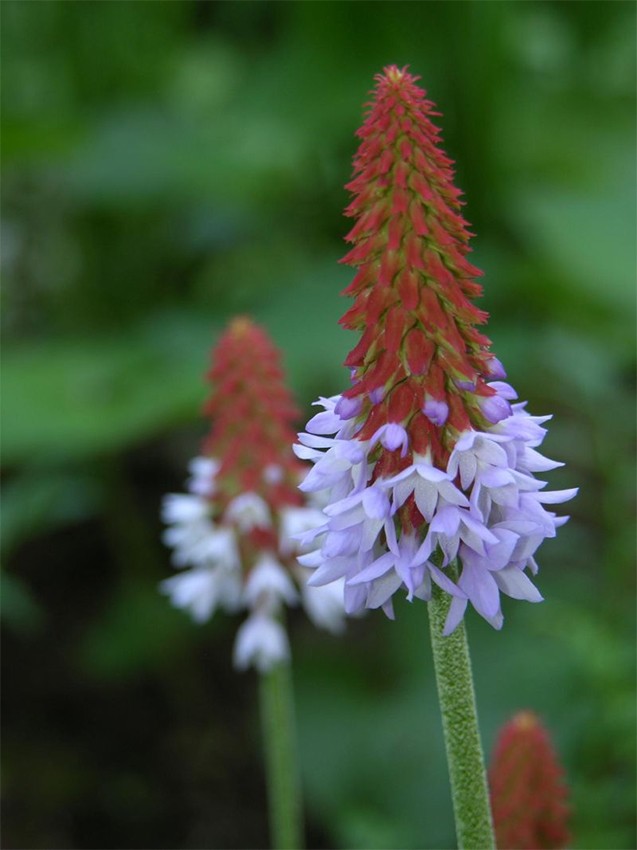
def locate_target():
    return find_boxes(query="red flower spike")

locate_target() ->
[489,711,571,850]
[203,317,303,512]
[340,65,500,465]
[295,66,576,633]
[161,317,347,672]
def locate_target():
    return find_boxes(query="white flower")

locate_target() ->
[160,565,242,623]
[163,518,239,570]
[187,456,220,497]
[301,578,346,633]
[233,614,290,672]
[224,492,271,531]
[244,553,298,608]
[279,505,326,556]
[162,493,209,524]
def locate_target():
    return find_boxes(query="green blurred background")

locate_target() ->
[2,2,635,848]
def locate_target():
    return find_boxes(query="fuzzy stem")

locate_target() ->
[259,661,304,850]
[428,568,495,850]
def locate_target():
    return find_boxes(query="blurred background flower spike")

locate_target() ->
[161,316,346,849]
[489,711,571,850]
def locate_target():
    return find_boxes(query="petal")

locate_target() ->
[344,582,367,615]
[414,478,438,522]
[459,562,500,618]
[297,550,324,568]
[536,488,578,504]
[305,410,341,435]
[308,557,352,586]
[366,570,403,608]
[362,486,391,519]
[443,596,468,635]
[493,566,543,602]
[348,552,395,584]
[429,564,467,598]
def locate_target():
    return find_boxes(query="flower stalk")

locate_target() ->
[428,565,495,850]
[260,659,304,850]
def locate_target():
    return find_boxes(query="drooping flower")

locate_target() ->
[161,317,344,672]
[489,711,571,849]
[296,66,576,632]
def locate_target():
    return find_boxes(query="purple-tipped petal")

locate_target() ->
[487,381,518,400]
[422,397,449,427]
[335,395,362,420]
[480,394,513,424]
[485,356,507,379]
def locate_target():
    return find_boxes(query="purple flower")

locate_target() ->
[479,394,513,424]
[485,356,507,380]
[296,392,577,635]
[423,396,450,427]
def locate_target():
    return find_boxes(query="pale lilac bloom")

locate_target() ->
[296,392,577,634]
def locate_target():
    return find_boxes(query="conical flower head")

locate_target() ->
[202,316,304,517]
[161,318,344,672]
[489,711,571,850]
[340,65,495,469]
[296,67,577,629]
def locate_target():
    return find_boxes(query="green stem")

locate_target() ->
[428,567,496,850]
[259,661,304,850]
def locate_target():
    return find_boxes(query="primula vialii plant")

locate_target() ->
[295,66,577,848]
[489,711,571,850]
[161,317,344,849]
[162,317,343,670]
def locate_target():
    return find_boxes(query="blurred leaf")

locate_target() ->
[2,312,214,464]
[77,579,200,680]
[1,467,103,556]
[0,571,44,635]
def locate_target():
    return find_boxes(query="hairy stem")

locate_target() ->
[428,570,495,850]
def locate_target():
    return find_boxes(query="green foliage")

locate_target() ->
[2,2,635,848]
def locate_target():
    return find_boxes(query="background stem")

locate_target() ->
[428,573,495,850]
[259,661,304,850]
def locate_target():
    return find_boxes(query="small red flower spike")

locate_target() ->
[489,711,571,850]
[203,316,304,517]
[160,318,344,672]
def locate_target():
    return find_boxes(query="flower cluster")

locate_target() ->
[489,711,570,849]
[296,66,576,633]
[161,318,344,672]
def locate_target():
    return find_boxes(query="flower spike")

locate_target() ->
[489,711,571,849]
[161,317,344,672]
[297,66,577,631]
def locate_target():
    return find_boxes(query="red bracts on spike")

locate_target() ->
[202,317,303,511]
[339,65,498,467]
[489,711,571,850]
